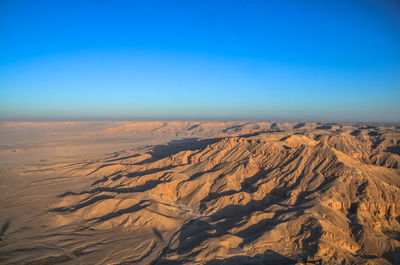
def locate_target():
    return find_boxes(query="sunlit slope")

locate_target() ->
[45,126,400,264]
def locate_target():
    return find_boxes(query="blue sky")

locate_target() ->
[1,0,399,121]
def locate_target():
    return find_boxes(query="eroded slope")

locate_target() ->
[1,124,400,264]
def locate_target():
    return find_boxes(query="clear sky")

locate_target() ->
[1,0,399,121]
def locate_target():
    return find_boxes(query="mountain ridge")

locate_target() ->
[1,122,399,264]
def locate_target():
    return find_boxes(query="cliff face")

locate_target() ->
[46,126,400,264]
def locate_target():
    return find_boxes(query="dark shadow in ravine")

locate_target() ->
[350,129,361,136]
[383,246,400,265]
[386,145,400,155]
[91,170,122,186]
[359,125,378,130]
[51,179,169,213]
[103,153,141,163]
[222,123,250,133]
[116,165,176,180]
[315,125,332,130]
[187,165,223,182]
[59,166,175,198]
[187,124,200,131]
[0,219,11,240]
[135,137,223,165]
[293,123,306,129]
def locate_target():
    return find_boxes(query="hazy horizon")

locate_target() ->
[1,119,400,125]
[1,0,400,122]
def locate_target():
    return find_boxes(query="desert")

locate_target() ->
[0,121,399,264]
[2,1,400,264]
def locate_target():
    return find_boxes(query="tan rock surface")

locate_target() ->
[0,121,399,264]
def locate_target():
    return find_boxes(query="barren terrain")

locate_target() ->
[0,121,399,264]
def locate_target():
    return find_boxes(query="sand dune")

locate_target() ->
[0,121,399,264]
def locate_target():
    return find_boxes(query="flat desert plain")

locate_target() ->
[0,121,399,264]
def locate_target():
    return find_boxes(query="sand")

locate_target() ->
[0,121,399,264]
